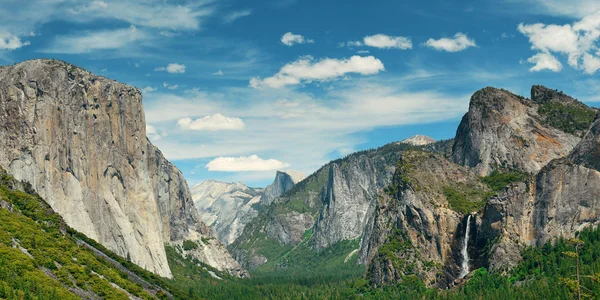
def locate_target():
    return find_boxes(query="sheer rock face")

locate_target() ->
[0,59,245,278]
[191,170,304,246]
[260,170,305,206]
[230,143,409,269]
[478,118,600,271]
[451,87,584,176]
[364,151,490,287]
[312,154,395,250]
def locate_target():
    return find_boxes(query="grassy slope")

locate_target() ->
[0,169,222,300]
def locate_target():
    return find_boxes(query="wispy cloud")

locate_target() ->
[162,82,179,90]
[223,9,252,23]
[42,26,146,54]
[65,0,214,30]
[509,0,600,18]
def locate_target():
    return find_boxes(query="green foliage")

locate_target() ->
[0,169,176,300]
[443,186,486,214]
[182,240,199,251]
[538,101,597,135]
[378,228,414,267]
[481,170,528,192]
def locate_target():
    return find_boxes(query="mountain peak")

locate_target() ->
[531,85,581,105]
[276,170,306,184]
[400,135,436,146]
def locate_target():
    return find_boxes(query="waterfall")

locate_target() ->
[459,215,472,278]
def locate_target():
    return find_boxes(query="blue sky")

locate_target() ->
[1,0,600,187]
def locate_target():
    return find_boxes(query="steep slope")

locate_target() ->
[0,59,244,278]
[192,170,304,246]
[230,142,426,272]
[0,167,177,299]
[451,86,595,176]
[477,117,600,271]
[364,151,492,287]
[260,170,306,206]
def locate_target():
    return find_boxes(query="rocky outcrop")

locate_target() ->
[364,151,491,287]
[260,170,305,206]
[451,86,592,176]
[0,59,244,278]
[478,118,600,272]
[191,170,304,246]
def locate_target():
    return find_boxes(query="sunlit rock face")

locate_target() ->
[451,86,592,176]
[191,170,305,246]
[0,59,246,278]
[478,118,600,271]
[399,135,435,146]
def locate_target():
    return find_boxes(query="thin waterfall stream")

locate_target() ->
[459,215,472,278]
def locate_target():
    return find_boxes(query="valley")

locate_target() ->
[0,59,599,299]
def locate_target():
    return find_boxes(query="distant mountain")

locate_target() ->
[192,170,305,245]
[399,135,435,146]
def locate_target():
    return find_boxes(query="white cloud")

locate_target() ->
[142,79,469,177]
[340,35,412,49]
[223,9,252,23]
[43,26,145,53]
[142,86,157,94]
[213,70,224,76]
[155,63,186,73]
[177,114,245,131]
[146,124,165,141]
[281,32,314,46]
[0,34,30,50]
[425,33,476,52]
[525,52,563,72]
[357,50,370,54]
[250,55,385,89]
[517,23,578,54]
[162,82,179,90]
[363,34,412,49]
[518,11,600,74]
[206,155,289,172]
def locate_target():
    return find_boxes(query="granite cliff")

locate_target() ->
[0,59,245,278]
